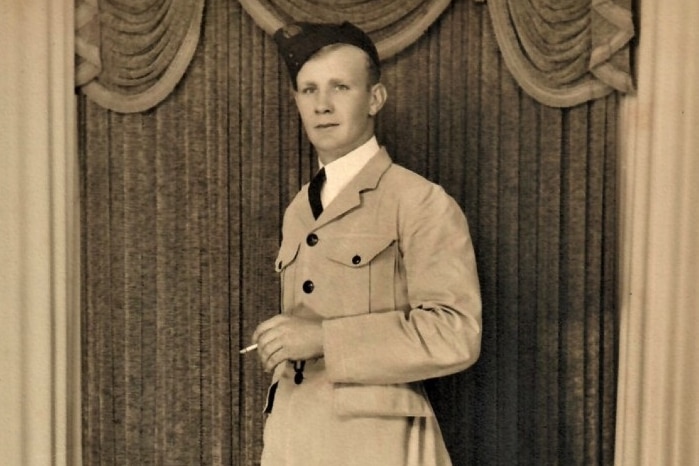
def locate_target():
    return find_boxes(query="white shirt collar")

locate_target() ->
[318,136,380,207]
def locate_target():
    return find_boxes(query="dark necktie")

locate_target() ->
[308,167,326,219]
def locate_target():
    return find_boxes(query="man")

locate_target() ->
[250,21,482,466]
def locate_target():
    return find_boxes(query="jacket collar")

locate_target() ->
[304,147,392,229]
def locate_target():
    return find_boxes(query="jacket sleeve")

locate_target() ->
[322,183,482,385]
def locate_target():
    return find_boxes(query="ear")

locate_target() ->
[368,83,387,116]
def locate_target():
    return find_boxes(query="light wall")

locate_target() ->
[615,1,699,464]
[0,1,80,465]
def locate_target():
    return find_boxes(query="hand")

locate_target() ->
[251,314,324,372]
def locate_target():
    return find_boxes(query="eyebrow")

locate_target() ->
[297,77,353,88]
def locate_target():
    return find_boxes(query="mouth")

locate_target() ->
[315,123,338,129]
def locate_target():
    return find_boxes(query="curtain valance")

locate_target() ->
[239,0,452,60]
[487,0,634,107]
[75,0,204,113]
[74,0,634,112]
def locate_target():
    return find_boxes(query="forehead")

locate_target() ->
[296,44,369,82]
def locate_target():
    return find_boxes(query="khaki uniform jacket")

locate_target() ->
[262,148,481,466]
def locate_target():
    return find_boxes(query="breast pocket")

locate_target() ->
[319,234,397,316]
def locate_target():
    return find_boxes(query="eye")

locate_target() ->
[300,86,316,94]
[335,84,349,91]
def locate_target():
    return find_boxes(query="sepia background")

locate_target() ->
[2,1,698,465]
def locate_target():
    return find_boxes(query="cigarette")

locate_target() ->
[239,343,258,354]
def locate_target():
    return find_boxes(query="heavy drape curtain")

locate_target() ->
[79,0,628,464]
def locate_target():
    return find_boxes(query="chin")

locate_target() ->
[310,138,341,153]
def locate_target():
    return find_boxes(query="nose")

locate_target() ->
[314,90,332,114]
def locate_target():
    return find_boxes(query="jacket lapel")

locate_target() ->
[312,148,392,229]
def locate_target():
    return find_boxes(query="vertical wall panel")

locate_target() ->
[0,3,79,463]
[616,3,699,464]
[80,0,619,464]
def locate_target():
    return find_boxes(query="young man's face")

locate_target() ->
[294,44,386,165]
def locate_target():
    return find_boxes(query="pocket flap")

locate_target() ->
[275,239,300,272]
[333,382,434,417]
[322,234,395,268]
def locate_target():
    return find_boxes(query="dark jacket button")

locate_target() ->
[302,280,314,293]
[306,233,319,246]
[352,255,361,265]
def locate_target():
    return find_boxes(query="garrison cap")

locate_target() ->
[273,21,380,86]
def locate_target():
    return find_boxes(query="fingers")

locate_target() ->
[259,339,284,372]
[251,314,288,342]
[253,316,289,372]
[248,314,323,372]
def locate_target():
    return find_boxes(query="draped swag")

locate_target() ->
[75,0,205,113]
[488,0,635,107]
[80,0,621,464]
[238,0,453,59]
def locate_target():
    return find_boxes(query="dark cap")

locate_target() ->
[273,21,380,87]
